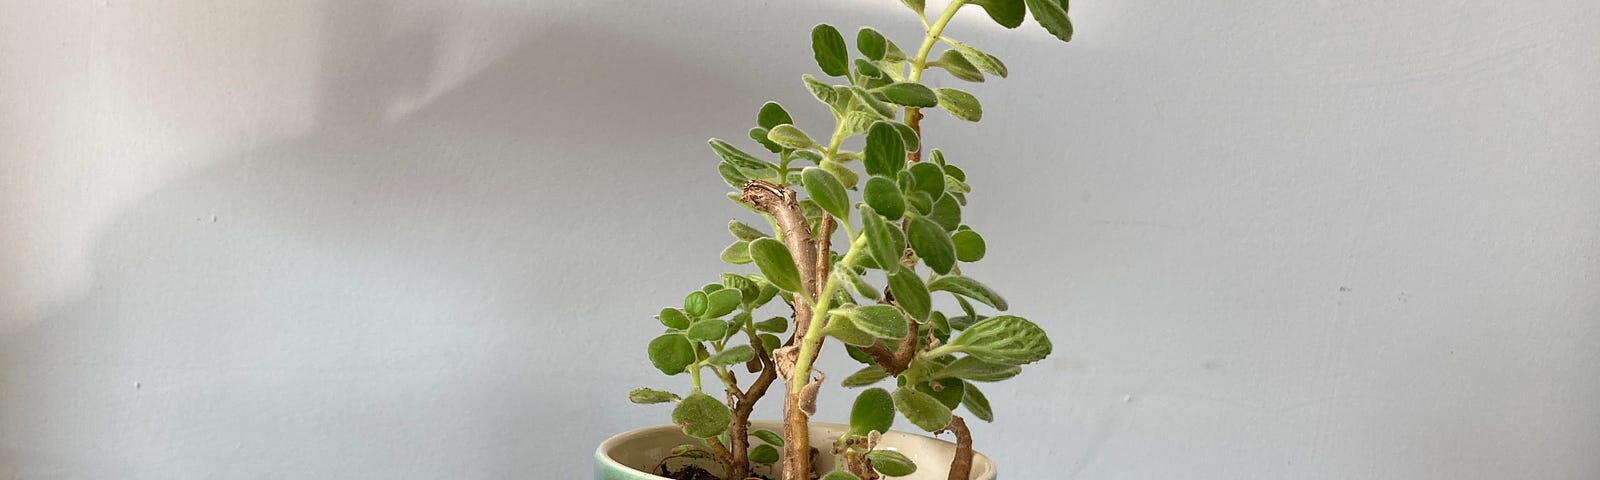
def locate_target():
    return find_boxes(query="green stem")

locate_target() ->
[909,0,967,83]
[789,233,870,394]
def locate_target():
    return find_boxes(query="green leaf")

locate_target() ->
[849,305,910,339]
[755,316,788,333]
[949,315,1052,365]
[856,27,888,61]
[750,127,783,153]
[849,86,896,118]
[729,221,766,241]
[707,344,756,366]
[943,39,1008,78]
[749,238,805,293]
[952,230,986,262]
[759,333,782,354]
[908,216,956,274]
[822,471,861,480]
[811,24,850,77]
[890,122,920,152]
[758,101,794,129]
[659,308,691,330]
[704,288,743,318]
[934,49,984,82]
[802,167,850,221]
[969,0,1025,28]
[840,109,878,135]
[929,194,963,231]
[892,387,952,431]
[863,121,906,177]
[866,450,918,477]
[803,74,843,109]
[887,268,931,321]
[749,444,780,464]
[842,267,882,301]
[900,0,925,16]
[849,387,897,435]
[934,356,1022,382]
[720,273,760,304]
[928,275,1008,310]
[908,163,945,201]
[709,139,779,174]
[1025,0,1074,42]
[718,161,749,188]
[826,316,879,347]
[688,319,731,342]
[854,58,887,79]
[842,365,890,387]
[860,206,906,273]
[863,176,905,221]
[684,291,708,317]
[914,379,966,409]
[767,124,817,149]
[877,82,938,108]
[628,388,681,404]
[819,160,861,190]
[935,88,983,122]
[720,241,752,265]
[752,429,784,446]
[672,392,732,438]
[962,382,994,422]
[648,334,696,375]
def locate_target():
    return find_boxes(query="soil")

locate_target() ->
[655,464,776,480]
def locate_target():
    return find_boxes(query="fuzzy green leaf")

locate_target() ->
[803,74,843,109]
[893,387,953,432]
[758,101,794,129]
[952,230,987,262]
[812,24,850,76]
[935,88,983,122]
[915,379,966,409]
[707,344,756,366]
[752,429,785,446]
[943,39,1008,78]
[863,176,905,221]
[849,387,897,435]
[908,163,945,201]
[672,392,732,438]
[850,86,896,118]
[842,365,890,387]
[749,238,805,293]
[802,167,850,221]
[929,194,963,231]
[628,388,681,404]
[969,0,1025,28]
[704,288,743,318]
[962,382,994,422]
[849,305,910,339]
[842,267,882,301]
[934,49,984,82]
[908,216,956,274]
[729,221,766,241]
[659,308,691,330]
[709,139,778,174]
[720,240,752,265]
[890,122,920,152]
[755,316,788,333]
[767,124,817,149]
[648,334,696,375]
[857,27,888,61]
[750,127,784,153]
[867,450,918,476]
[877,82,939,108]
[1026,0,1074,42]
[863,122,906,177]
[933,356,1022,382]
[684,291,708,317]
[749,444,780,464]
[860,207,906,273]
[900,0,925,15]
[887,268,931,321]
[949,315,1052,365]
[928,276,1008,311]
[688,319,731,342]
[819,160,861,190]
[718,162,749,188]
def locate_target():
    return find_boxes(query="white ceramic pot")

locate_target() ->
[595,420,997,480]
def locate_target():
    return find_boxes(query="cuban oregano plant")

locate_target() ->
[629,1,1072,479]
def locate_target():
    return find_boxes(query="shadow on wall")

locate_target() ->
[0,2,775,478]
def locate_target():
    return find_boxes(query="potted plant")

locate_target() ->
[600,1,1073,479]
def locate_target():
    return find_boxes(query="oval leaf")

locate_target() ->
[860,206,906,273]
[672,392,732,438]
[628,388,681,404]
[850,387,897,435]
[768,124,817,149]
[933,356,1022,382]
[648,334,696,376]
[1025,0,1074,42]
[970,0,1025,28]
[704,288,743,318]
[935,88,982,122]
[877,82,938,108]
[683,291,708,317]
[850,305,910,339]
[892,387,952,432]
[952,230,987,262]
[688,319,731,342]
[659,308,690,330]
[811,24,850,77]
[962,382,994,422]
[863,122,906,177]
[908,162,945,201]
[749,444,780,464]
[887,268,931,322]
[842,365,890,387]
[752,429,785,446]
[928,275,1008,311]
[949,315,1052,365]
[802,167,850,221]
[749,238,805,293]
[934,49,984,82]
[908,216,956,274]
[863,176,905,221]
[758,101,794,129]
[707,344,756,365]
[857,27,888,61]
[866,450,918,477]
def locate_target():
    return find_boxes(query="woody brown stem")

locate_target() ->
[941,416,974,480]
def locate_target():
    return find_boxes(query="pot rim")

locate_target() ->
[596,420,996,480]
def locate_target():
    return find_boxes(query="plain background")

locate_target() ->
[3,0,1598,478]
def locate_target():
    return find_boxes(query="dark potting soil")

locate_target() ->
[656,464,776,480]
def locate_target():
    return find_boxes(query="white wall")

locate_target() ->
[3,1,1597,478]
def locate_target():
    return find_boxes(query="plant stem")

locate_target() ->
[788,233,869,394]
[910,0,967,83]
